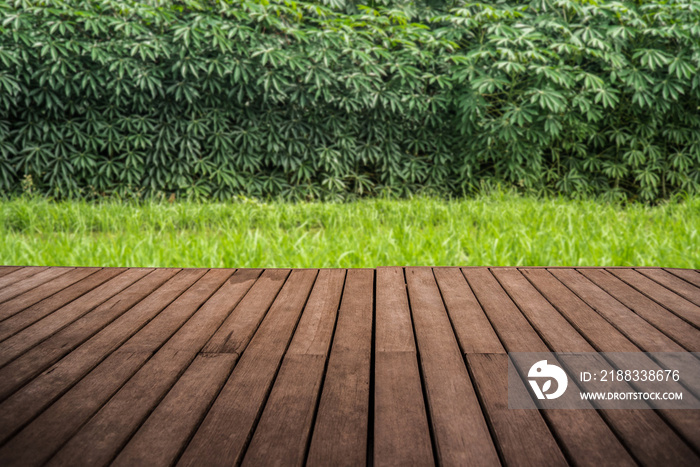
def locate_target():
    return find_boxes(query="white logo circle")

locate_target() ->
[528,360,568,400]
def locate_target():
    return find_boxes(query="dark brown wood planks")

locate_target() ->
[112,268,289,467]
[466,267,634,467]
[304,269,374,467]
[178,269,318,467]
[48,269,261,466]
[0,268,222,465]
[242,268,346,467]
[405,267,500,466]
[373,267,434,467]
[0,266,696,466]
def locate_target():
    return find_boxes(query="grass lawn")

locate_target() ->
[0,195,698,268]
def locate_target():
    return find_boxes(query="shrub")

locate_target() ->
[1,0,699,201]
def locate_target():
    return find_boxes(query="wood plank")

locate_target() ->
[0,268,203,408]
[0,350,152,466]
[49,269,259,466]
[607,268,700,328]
[549,270,700,400]
[0,268,143,369]
[113,269,289,467]
[0,268,125,343]
[637,268,700,307]
[467,353,567,466]
[550,269,700,406]
[114,353,236,466]
[242,269,346,467]
[433,272,567,465]
[520,269,638,352]
[305,269,373,467]
[178,269,318,467]
[0,266,23,278]
[375,267,415,354]
[0,266,49,290]
[202,269,291,354]
[434,268,564,465]
[666,268,700,288]
[403,267,499,467]
[579,268,700,352]
[0,267,73,304]
[0,265,697,466]
[0,268,100,322]
[471,268,635,467]
[0,269,223,465]
[550,268,685,352]
[372,267,434,467]
[520,268,700,461]
[434,267,503,354]
[0,269,179,401]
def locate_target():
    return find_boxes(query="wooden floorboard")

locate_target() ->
[0,268,73,305]
[373,267,433,467]
[470,268,635,466]
[0,268,125,342]
[637,268,700,307]
[179,269,318,467]
[607,268,700,328]
[666,268,700,288]
[306,269,373,467]
[0,267,50,290]
[0,267,23,279]
[243,269,345,467]
[405,267,499,466]
[0,268,101,323]
[0,268,143,369]
[0,266,697,466]
[578,268,700,352]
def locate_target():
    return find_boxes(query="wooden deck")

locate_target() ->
[0,266,698,466]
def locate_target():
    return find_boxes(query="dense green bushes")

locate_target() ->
[1,0,699,201]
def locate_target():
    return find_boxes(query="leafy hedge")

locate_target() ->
[1,0,700,201]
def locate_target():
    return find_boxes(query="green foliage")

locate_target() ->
[2,196,699,267]
[1,0,700,202]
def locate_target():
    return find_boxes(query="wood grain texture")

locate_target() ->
[0,267,99,323]
[0,267,73,305]
[434,267,504,355]
[666,268,700,288]
[550,268,684,352]
[0,267,141,369]
[607,268,700,328]
[520,268,700,465]
[112,353,237,467]
[0,266,22,278]
[0,266,697,466]
[0,266,49,290]
[48,269,251,467]
[467,353,567,466]
[0,268,179,401]
[0,269,221,465]
[636,268,700,307]
[373,267,434,467]
[476,268,636,467]
[0,267,125,343]
[306,269,374,467]
[179,269,317,467]
[243,269,345,467]
[405,267,499,467]
[115,269,287,467]
[579,268,700,352]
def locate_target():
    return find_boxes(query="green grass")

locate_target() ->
[1,195,698,268]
